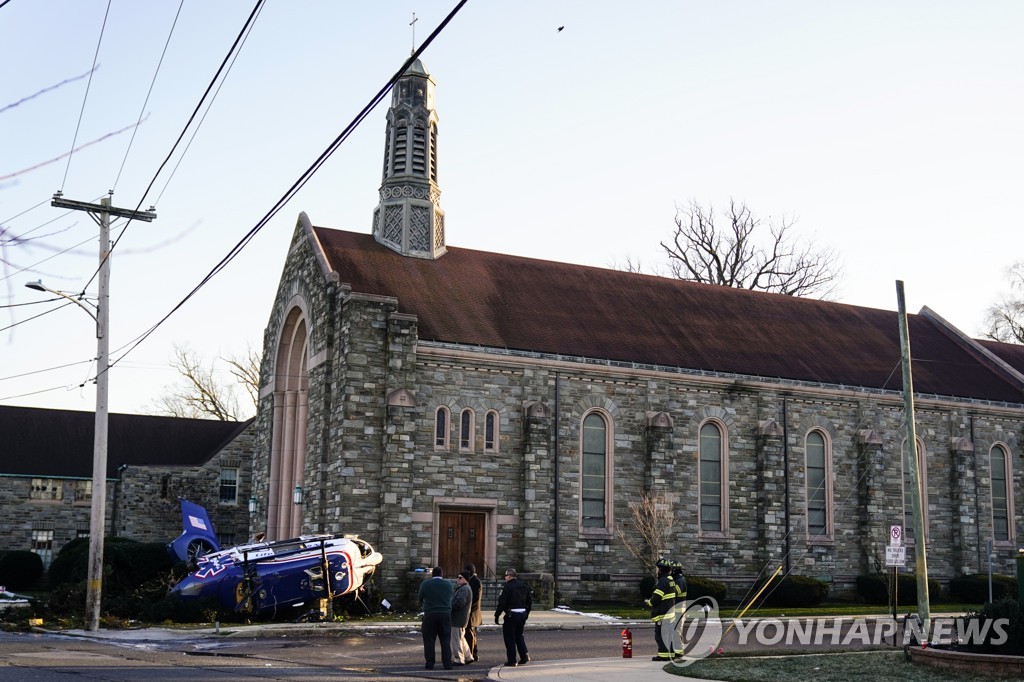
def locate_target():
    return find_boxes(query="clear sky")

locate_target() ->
[2,1,1022,417]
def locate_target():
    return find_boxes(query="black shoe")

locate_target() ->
[425,663,434,669]
[519,655,530,664]
[505,660,518,667]
[471,656,479,662]
[443,664,452,670]
[652,655,665,661]
[452,662,464,666]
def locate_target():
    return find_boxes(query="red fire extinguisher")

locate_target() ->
[621,627,633,658]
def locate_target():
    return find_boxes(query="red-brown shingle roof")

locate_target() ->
[313,227,1024,404]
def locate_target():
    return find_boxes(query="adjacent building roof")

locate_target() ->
[0,405,252,478]
[312,225,1024,405]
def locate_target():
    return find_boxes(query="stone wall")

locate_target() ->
[0,424,254,566]
[255,223,1024,608]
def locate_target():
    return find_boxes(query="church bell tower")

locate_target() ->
[372,59,445,259]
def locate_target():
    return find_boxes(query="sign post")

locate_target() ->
[886,526,905,623]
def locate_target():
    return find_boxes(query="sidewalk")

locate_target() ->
[485,657,715,682]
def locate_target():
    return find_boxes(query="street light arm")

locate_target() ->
[25,280,98,324]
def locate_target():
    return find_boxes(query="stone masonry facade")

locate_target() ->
[254,217,1024,607]
[0,425,254,570]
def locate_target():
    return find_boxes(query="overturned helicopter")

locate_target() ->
[167,499,383,619]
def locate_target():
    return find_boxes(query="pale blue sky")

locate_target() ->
[2,1,1022,415]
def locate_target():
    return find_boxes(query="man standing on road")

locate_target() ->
[463,563,483,662]
[494,568,532,667]
[418,567,454,670]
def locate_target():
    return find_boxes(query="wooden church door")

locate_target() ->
[438,510,486,578]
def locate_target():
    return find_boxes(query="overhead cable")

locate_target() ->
[61,0,112,191]
[109,0,470,370]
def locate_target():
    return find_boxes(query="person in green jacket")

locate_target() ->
[418,567,454,670]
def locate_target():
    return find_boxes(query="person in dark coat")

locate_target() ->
[494,568,532,667]
[645,558,676,661]
[418,567,454,670]
[450,571,474,665]
[463,563,483,661]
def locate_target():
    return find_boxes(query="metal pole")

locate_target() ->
[84,197,111,632]
[896,280,930,630]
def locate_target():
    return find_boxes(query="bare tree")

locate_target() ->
[153,343,259,421]
[983,261,1024,344]
[660,199,841,298]
[616,490,676,576]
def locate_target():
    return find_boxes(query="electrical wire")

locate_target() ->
[109,0,470,371]
[1,197,52,226]
[112,0,185,192]
[0,358,96,383]
[61,0,112,191]
[0,300,75,333]
[0,296,66,309]
[0,234,96,283]
[0,385,82,402]
[152,2,263,207]
[8,1,468,402]
[82,0,268,292]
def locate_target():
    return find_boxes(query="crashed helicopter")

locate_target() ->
[167,499,383,619]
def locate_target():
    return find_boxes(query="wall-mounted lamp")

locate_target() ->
[248,495,257,514]
[293,486,303,505]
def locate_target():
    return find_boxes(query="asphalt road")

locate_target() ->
[0,616,920,681]
[0,626,654,681]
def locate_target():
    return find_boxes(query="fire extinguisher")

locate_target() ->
[621,627,633,658]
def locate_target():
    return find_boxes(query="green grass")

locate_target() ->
[665,650,982,682]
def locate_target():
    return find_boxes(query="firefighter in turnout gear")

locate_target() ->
[670,560,688,657]
[645,558,676,660]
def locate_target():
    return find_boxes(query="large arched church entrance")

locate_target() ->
[268,306,308,539]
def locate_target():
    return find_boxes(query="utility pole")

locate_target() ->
[50,192,155,632]
[896,280,930,632]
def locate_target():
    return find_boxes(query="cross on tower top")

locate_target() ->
[409,12,419,55]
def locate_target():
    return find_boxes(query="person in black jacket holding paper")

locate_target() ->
[494,568,532,667]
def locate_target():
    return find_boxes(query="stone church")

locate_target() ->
[251,58,1024,605]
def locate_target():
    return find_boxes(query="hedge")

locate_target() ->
[0,550,44,590]
[752,574,829,608]
[856,573,941,605]
[949,573,1018,603]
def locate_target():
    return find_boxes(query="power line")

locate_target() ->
[110,0,471,370]
[61,0,112,191]
[0,299,74,333]
[0,295,65,309]
[0,234,96,283]
[0,357,95,383]
[83,0,268,292]
[153,1,264,207]
[112,0,185,192]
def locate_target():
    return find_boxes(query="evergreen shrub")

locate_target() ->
[754,574,829,608]
[962,598,1024,655]
[686,576,727,603]
[0,550,44,590]
[949,573,1017,603]
[856,573,941,605]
